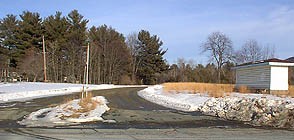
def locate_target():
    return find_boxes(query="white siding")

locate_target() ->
[270,66,288,90]
[236,65,270,89]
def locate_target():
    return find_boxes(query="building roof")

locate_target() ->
[234,58,294,69]
[286,57,294,62]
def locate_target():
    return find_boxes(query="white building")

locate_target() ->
[234,58,294,94]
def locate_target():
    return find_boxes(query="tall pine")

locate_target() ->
[65,10,88,83]
[137,30,168,85]
[17,11,43,51]
[43,11,69,82]
[16,11,44,81]
[0,14,19,68]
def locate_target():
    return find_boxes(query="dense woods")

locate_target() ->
[0,10,168,84]
[0,10,288,85]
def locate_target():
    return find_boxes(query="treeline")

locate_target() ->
[164,58,235,84]
[0,10,167,84]
[0,10,278,85]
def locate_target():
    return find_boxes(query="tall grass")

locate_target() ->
[237,85,250,93]
[163,82,294,98]
[163,82,234,97]
[289,85,294,97]
[61,92,101,119]
[78,92,102,113]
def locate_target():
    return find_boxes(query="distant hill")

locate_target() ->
[286,57,294,62]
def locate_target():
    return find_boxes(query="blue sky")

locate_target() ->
[1,0,294,64]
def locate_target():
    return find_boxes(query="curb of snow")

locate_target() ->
[138,85,294,129]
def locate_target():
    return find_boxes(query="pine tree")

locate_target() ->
[65,10,88,83]
[0,14,19,68]
[43,11,69,82]
[15,11,44,81]
[17,11,43,51]
[137,30,168,85]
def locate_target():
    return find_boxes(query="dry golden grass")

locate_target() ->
[289,85,294,97]
[61,92,102,119]
[163,82,234,98]
[237,85,250,93]
[78,92,99,113]
[163,82,294,98]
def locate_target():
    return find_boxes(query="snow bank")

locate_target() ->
[0,82,144,103]
[138,85,294,128]
[200,97,294,128]
[138,85,210,111]
[18,96,112,127]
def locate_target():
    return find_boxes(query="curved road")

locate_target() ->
[0,87,293,139]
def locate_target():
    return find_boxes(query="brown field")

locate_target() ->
[237,85,250,93]
[289,85,294,97]
[163,82,294,98]
[163,82,235,97]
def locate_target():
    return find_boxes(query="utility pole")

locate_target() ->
[42,35,47,82]
[85,41,90,97]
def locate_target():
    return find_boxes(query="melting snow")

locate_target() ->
[138,85,294,112]
[138,85,294,128]
[18,96,111,127]
[138,85,211,111]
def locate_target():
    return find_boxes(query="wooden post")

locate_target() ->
[42,35,47,82]
[85,42,90,97]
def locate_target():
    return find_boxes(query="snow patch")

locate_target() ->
[138,85,210,111]
[18,96,112,127]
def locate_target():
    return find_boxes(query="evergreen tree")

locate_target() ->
[43,11,69,82]
[0,14,19,68]
[65,10,88,83]
[15,11,44,81]
[137,30,168,84]
[17,11,43,51]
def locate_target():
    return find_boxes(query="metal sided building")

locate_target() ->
[234,58,294,94]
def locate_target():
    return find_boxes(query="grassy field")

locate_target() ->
[163,82,234,97]
[163,82,294,98]
[289,85,294,97]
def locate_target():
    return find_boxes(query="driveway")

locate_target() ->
[0,87,293,139]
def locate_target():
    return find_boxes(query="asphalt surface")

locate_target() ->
[0,87,293,140]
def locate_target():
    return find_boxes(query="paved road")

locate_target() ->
[0,87,293,140]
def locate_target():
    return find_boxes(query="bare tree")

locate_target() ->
[176,58,187,82]
[262,44,275,60]
[236,39,262,64]
[18,48,43,82]
[89,25,131,84]
[201,31,233,83]
[235,39,275,64]
[126,32,141,83]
